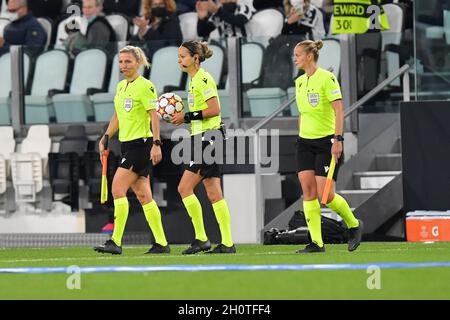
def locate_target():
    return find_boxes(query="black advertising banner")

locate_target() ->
[400,101,450,212]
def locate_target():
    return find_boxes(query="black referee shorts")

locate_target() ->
[185,130,222,179]
[295,135,343,181]
[119,137,153,177]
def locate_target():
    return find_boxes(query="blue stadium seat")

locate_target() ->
[90,53,120,122]
[25,50,69,124]
[105,14,129,41]
[36,17,52,50]
[149,46,183,93]
[179,12,199,40]
[48,125,89,211]
[245,9,284,47]
[247,87,287,117]
[53,49,107,123]
[219,42,264,117]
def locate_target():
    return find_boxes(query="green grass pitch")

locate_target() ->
[1,242,450,300]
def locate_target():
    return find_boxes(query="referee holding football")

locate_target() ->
[94,46,169,255]
[171,40,236,254]
[293,40,363,253]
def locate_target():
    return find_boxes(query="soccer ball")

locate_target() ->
[156,93,184,122]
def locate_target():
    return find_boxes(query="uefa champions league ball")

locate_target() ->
[156,93,184,122]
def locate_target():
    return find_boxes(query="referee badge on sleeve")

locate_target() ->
[188,93,194,106]
[123,98,133,112]
[308,93,319,107]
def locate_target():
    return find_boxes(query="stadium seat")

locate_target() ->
[218,42,264,117]
[217,85,250,118]
[10,125,52,209]
[83,150,105,206]
[90,53,120,122]
[83,134,120,207]
[382,3,404,86]
[149,46,183,92]
[48,126,89,211]
[202,44,224,85]
[106,14,129,41]
[10,152,43,203]
[319,39,341,77]
[178,12,199,40]
[25,50,69,124]
[37,17,53,49]
[49,152,80,210]
[58,125,89,157]
[242,42,264,84]
[247,87,287,117]
[55,15,88,48]
[53,49,107,123]
[0,126,15,177]
[243,37,296,117]
[245,9,284,47]
[20,125,51,177]
[0,53,31,125]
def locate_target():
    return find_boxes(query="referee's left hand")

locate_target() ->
[151,145,162,165]
[171,111,185,126]
[331,140,342,163]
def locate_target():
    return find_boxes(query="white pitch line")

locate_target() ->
[1,246,448,264]
[0,253,256,264]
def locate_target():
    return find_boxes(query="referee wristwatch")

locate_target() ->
[334,135,344,142]
[153,139,162,146]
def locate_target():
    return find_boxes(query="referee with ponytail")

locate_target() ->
[94,46,169,255]
[171,41,236,255]
[293,40,363,253]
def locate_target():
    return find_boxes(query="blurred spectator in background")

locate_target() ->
[253,0,283,11]
[82,0,116,50]
[314,0,332,32]
[176,0,196,14]
[103,0,140,17]
[197,0,255,39]
[132,0,182,58]
[398,0,413,30]
[28,0,63,22]
[0,0,12,18]
[282,0,325,40]
[63,19,87,58]
[0,0,47,56]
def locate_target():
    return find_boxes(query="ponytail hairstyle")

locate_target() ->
[119,45,151,69]
[181,40,213,63]
[296,40,323,62]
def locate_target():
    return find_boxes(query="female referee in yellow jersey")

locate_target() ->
[94,46,169,255]
[293,40,363,253]
[171,40,236,254]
